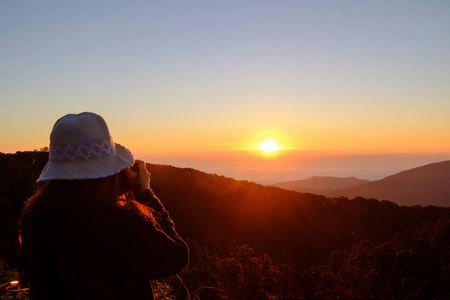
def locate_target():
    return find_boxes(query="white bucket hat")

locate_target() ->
[37,112,134,182]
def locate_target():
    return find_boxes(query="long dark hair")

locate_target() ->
[20,170,156,298]
[23,170,154,222]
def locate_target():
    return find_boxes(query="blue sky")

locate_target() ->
[1,1,449,181]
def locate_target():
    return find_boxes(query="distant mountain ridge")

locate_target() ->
[274,161,450,207]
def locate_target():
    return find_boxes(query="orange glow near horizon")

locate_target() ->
[9,118,449,158]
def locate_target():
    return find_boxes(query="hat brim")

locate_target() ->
[37,143,134,182]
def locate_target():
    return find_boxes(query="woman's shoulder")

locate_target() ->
[92,200,155,230]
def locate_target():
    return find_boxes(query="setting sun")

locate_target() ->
[257,140,281,153]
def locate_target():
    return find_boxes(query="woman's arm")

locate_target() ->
[134,188,189,279]
[124,160,189,278]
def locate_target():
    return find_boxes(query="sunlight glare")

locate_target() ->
[257,140,281,153]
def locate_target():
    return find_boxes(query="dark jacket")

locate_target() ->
[20,188,189,300]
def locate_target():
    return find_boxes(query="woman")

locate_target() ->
[20,112,189,300]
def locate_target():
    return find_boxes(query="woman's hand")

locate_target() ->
[124,160,151,193]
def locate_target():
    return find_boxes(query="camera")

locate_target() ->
[130,162,140,172]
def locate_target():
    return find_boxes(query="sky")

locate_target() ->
[1,1,450,183]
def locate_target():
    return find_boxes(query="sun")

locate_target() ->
[257,140,281,153]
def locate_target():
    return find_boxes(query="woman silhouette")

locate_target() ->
[20,112,188,300]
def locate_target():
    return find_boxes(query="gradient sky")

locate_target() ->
[1,1,449,182]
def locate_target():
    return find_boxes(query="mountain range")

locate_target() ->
[273,160,450,207]
[2,151,450,298]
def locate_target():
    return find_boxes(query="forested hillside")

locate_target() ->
[1,151,450,299]
[147,164,447,268]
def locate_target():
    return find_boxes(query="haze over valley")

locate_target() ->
[145,152,450,184]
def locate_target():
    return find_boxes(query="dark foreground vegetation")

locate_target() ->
[1,151,450,299]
